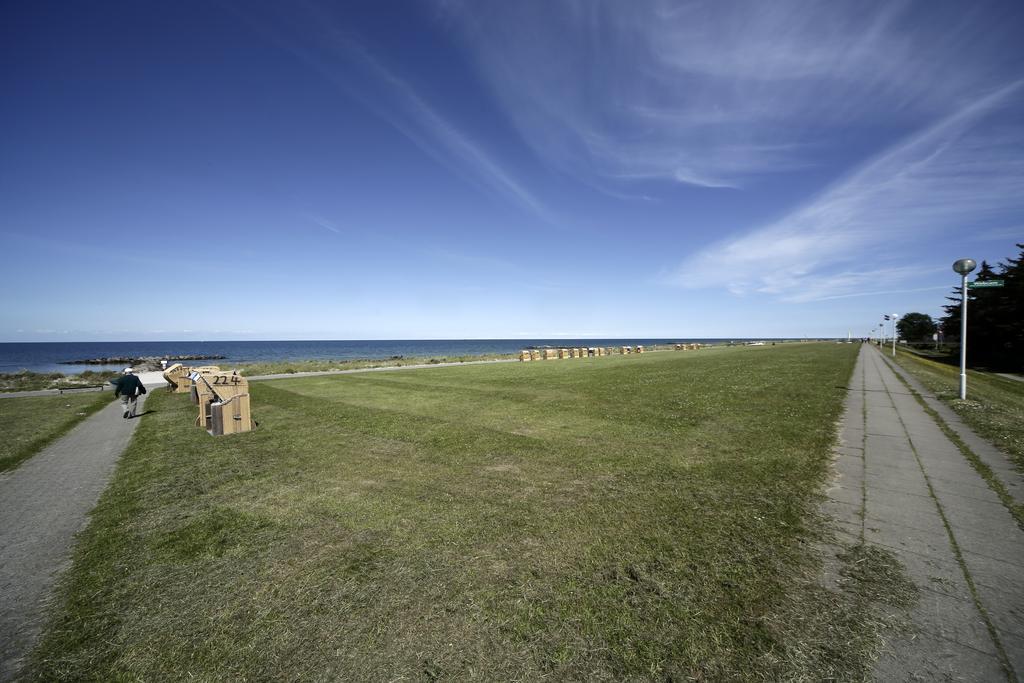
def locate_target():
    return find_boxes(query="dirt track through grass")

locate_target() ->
[28,343,906,680]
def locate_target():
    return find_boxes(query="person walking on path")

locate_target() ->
[111,367,146,418]
[0,378,156,680]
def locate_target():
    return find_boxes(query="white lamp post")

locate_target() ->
[952,258,977,400]
[891,313,898,357]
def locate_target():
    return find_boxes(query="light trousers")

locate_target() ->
[121,395,138,417]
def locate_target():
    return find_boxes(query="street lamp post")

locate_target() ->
[891,313,898,357]
[952,258,977,400]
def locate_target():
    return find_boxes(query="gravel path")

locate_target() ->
[0,384,156,681]
[828,345,1024,681]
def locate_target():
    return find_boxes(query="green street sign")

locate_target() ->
[968,280,1005,288]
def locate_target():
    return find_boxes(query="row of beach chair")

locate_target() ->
[519,344,702,361]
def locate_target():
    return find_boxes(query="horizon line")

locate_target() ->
[1,336,843,344]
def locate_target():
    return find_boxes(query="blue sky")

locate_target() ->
[2,0,1022,341]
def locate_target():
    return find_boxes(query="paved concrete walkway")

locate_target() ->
[829,345,1024,681]
[0,377,160,681]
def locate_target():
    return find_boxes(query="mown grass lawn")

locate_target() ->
[237,353,515,376]
[30,343,896,680]
[0,391,113,472]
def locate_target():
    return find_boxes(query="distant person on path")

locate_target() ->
[112,367,146,419]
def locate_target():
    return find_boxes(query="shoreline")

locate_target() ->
[1,340,822,392]
[0,338,813,375]
[1,345,695,396]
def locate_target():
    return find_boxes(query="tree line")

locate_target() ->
[896,243,1022,372]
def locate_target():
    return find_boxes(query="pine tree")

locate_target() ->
[940,245,1024,371]
[991,243,1024,371]
[970,261,1001,366]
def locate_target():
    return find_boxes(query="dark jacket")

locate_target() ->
[112,374,147,398]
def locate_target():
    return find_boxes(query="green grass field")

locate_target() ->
[29,344,907,680]
[0,392,114,472]
[892,348,1024,471]
[237,353,515,376]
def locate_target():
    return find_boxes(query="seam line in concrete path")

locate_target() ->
[879,352,1024,521]
[871,348,1015,680]
[831,345,1023,681]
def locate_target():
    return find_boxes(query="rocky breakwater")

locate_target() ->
[59,354,226,371]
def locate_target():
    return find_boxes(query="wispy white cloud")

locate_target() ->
[302,213,340,234]
[797,284,950,303]
[230,3,552,223]
[343,47,555,223]
[765,266,936,303]
[976,225,1024,242]
[669,81,1024,301]
[440,0,1019,192]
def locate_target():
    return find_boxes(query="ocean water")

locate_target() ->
[0,339,775,374]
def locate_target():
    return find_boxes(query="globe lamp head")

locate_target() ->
[952,258,976,275]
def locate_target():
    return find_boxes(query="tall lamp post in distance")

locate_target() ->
[952,258,976,400]
[891,313,899,357]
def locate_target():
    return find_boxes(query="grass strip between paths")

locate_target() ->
[874,357,1015,681]
[0,391,114,473]
[26,343,915,680]
[883,357,1024,532]
[891,348,1024,471]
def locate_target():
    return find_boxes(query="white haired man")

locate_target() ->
[112,367,147,418]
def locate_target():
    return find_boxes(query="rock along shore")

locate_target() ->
[59,354,225,369]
